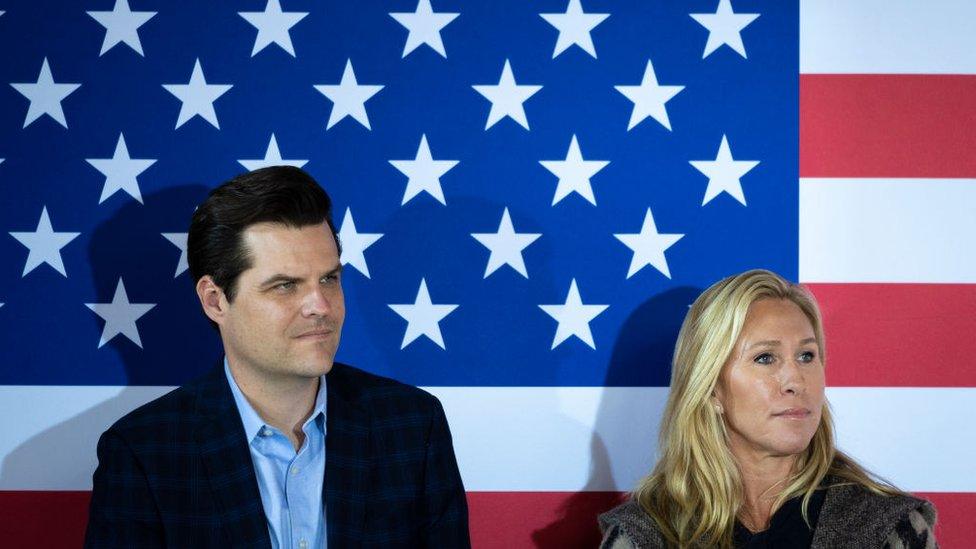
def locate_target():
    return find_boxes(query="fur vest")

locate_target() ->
[599,482,936,548]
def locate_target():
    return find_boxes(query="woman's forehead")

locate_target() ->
[738,298,816,341]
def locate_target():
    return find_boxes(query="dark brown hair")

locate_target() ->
[187,166,340,304]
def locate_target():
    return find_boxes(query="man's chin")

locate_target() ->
[297,353,336,376]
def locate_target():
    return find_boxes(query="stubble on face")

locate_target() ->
[220,222,345,388]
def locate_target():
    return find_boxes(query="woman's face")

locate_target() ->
[713,298,825,463]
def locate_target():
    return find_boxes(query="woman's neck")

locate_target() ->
[735,453,797,532]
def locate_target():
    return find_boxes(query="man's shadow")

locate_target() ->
[0,184,217,501]
[531,286,700,547]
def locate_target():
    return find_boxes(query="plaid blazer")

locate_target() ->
[84,363,470,548]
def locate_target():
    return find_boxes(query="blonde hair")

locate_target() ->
[634,269,899,548]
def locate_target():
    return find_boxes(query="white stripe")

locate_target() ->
[0,386,173,490]
[800,0,976,74]
[828,387,976,493]
[434,387,666,492]
[1,386,973,492]
[799,178,976,283]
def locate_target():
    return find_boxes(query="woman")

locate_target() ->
[600,270,936,548]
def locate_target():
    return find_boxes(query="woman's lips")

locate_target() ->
[773,408,811,419]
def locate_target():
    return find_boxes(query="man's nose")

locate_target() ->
[302,286,332,317]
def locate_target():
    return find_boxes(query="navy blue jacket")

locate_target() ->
[84,363,470,548]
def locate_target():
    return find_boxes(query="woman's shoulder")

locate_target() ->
[814,480,937,548]
[822,480,936,524]
[599,500,666,549]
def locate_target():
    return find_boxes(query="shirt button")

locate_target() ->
[261,427,272,437]
[299,540,308,549]
[291,466,300,475]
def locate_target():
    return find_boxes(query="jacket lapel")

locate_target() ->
[194,366,272,549]
[325,364,370,547]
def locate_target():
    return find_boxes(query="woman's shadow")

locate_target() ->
[531,286,700,547]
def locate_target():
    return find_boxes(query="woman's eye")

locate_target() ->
[798,350,816,363]
[754,352,774,365]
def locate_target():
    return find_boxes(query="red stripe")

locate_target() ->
[468,491,626,547]
[807,283,976,387]
[0,491,91,545]
[918,492,973,549]
[3,490,968,547]
[800,75,976,178]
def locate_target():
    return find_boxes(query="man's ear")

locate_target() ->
[196,275,227,325]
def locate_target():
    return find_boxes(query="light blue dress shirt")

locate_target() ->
[225,359,327,549]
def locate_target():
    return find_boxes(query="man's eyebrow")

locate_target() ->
[324,264,343,277]
[259,274,300,288]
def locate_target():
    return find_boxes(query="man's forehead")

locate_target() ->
[243,221,330,239]
[241,222,337,270]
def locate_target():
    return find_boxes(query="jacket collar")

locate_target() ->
[324,363,370,547]
[193,365,273,549]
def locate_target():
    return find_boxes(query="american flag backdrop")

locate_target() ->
[0,0,973,546]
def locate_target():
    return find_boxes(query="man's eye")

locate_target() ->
[275,282,295,292]
[754,353,774,365]
[322,274,340,285]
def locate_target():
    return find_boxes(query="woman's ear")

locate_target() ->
[711,385,726,414]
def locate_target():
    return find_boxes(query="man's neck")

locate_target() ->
[226,358,320,451]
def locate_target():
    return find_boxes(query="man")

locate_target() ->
[84,166,470,548]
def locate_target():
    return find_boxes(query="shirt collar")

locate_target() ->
[224,357,328,443]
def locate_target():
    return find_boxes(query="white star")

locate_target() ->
[162,59,233,129]
[85,278,156,348]
[239,0,308,57]
[689,134,760,206]
[471,208,541,279]
[86,133,156,204]
[9,207,80,277]
[314,60,384,130]
[540,0,609,59]
[388,279,458,350]
[690,0,760,59]
[238,134,308,171]
[161,232,188,277]
[472,60,542,130]
[87,0,156,56]
[539,134,609,206]
[389,0,459,58]
[389,134,459,205]
[10,58,81,128]
[614,208,684,279]
[615,59,684,131]
[338,208,383,278]
[539,279,608,350]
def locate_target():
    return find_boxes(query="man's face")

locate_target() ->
[219,222,344,382]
